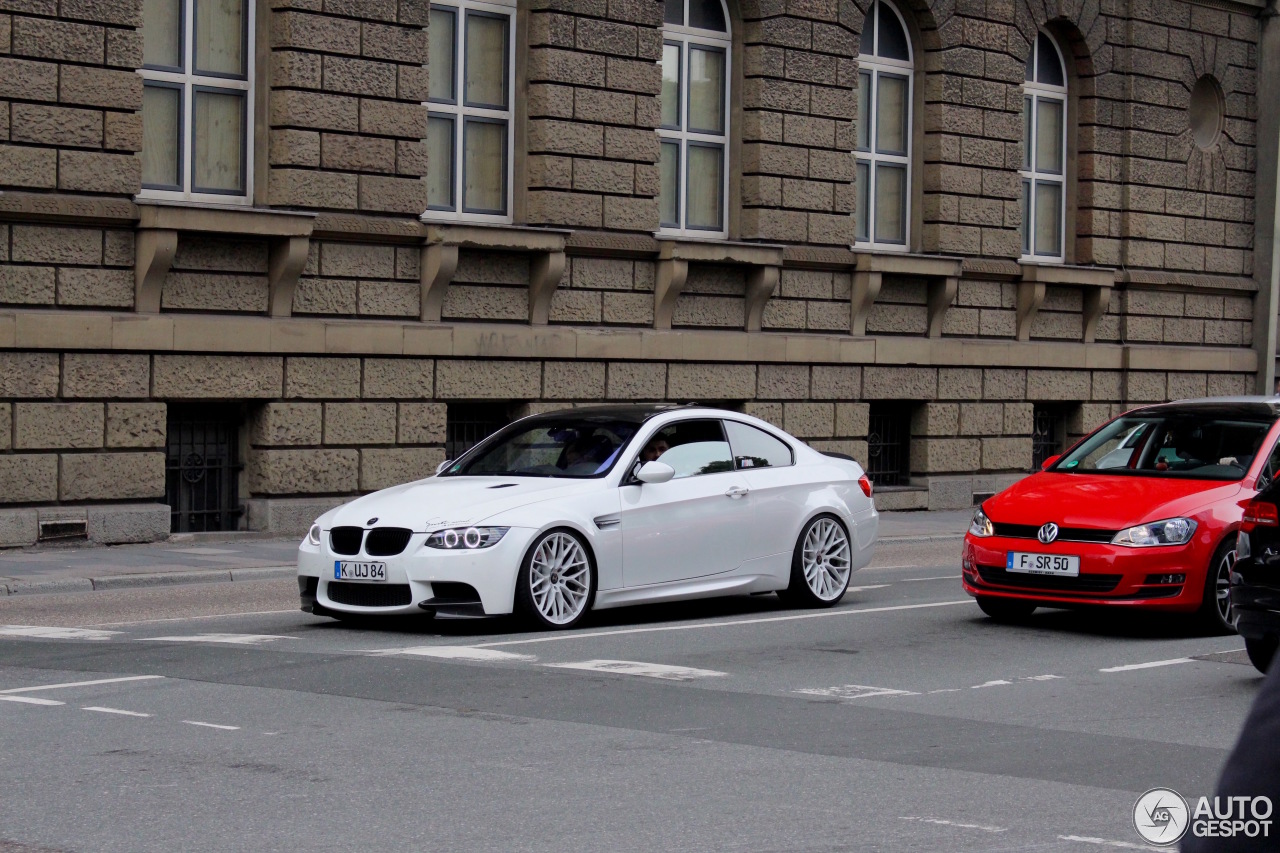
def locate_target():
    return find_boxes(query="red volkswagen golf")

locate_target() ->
[962,398,1280,632]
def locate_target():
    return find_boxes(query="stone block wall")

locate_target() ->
[0,223,135,309]
[760,268,853,332]
[294,240,422,318]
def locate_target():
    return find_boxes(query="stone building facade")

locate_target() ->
[0,0,1275,543]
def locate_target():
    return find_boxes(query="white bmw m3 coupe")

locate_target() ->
[298,405,879,629]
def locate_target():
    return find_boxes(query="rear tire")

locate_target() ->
[778,514,853,608]
[1196,541,1236,635]
[1245,636,1277,674]
[976,596,1037,622]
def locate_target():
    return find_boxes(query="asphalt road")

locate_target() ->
[0,539,1262,853]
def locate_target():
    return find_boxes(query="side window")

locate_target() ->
[1259,440,1280,488]
[639,418,733,478]
[724,420,793,470]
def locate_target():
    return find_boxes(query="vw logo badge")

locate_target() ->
[1037,522,1059,544]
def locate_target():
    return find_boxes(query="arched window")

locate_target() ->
[659,0,731,237]
[1021,31,1067,261]
[855,0,912,249]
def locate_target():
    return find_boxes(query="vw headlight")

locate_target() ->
[306,523,321,546]
[425,526,509,550]
[1111,518,1197,547]
[969,508,994,538]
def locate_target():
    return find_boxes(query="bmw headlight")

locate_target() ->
[425,526,509,550]
[306,523,321,546]
[969,508,993,538]
[1111,518,1197,547]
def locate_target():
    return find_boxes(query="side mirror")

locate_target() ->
[635,461,675,484]
[435,459,452,476]
[1040,455,1060,471]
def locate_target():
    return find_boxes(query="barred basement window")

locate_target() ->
[855,0,913,249]
[445,403,512,462]
[139,0,254,201]
[1031,404,1067,470]
[1021,31,1068,263]
[866,404,912,487]
[166,404,244,533]
[425,0,516,222]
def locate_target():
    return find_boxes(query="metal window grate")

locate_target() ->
[866,405,911,487]
[1032,405,1066,469]
[445,403,511,461]
[166,405,243,533]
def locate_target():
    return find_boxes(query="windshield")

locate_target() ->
[1052,412,1273,480]
[443,418,640,478]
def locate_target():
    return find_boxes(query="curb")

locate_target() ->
[1,566,296,597]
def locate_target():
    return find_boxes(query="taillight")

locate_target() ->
[858,474,873,498]
[1241,500,1279,532]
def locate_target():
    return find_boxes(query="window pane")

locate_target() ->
[877,3,910,61]
[463,120,506,214]
[428,7,456,102]
[1034,180,1062,256]
[142,85,181,187]
[465,12,507,109]
[686,144,723,230]
[193,89,244,193]
[1035,97,1063,174]
[1022,96,1032,170]
[661,42,681,129]
[874,163,907,243]
[1021,179,1031,255]
[859,1,875,55]
[143,0,181,68]
[689,0,726,31]
[660,142,680,227]
[875,73,908,155]
[855,161,870,242]
[725,421,792,469]
[194,0,245,77]
[856,72,870,151]
[664,0,682,24]
[1036,32,1065,87]
[427,115,455,210]
[687,47,725,134]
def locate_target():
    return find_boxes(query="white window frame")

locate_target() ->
[854,0,913,252]
[137,0,255,204]
[658,0,731,239]
[423,0,516,225]
[1020,30,1068,264]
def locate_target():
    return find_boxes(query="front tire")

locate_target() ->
[1245,636,1277,674]
[1196,541,1236,634]
[778,514,853,608]
[515,529,596,630]
[976,596,1037,622]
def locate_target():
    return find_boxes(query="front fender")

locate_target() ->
[477,491,624,591]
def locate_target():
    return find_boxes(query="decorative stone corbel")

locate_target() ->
[654,257,689,331]
[419,242,459,323]
[1016,280,1047,342]
[850,270,882,336]
[927,276,958,338]
[267,235,310,317]
[134,228,178,313]
[744,265,779,332]
[1082,285,1112,343]
[529,250,567,325]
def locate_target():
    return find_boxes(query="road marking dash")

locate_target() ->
[381,646,537,662]
[0,625,120,641]
[141,633,295,645]
[0,695,64,706]
[184,721,239,731]
[0,675,164,694]
[898,575,962,582]
[1058,834,1166,850]
[971,679,1012,689]
[83,706,151,717]
[546,660,726,681]
[796,684,918,700]
[1099,658,1193,673]
[899,816,1007,833]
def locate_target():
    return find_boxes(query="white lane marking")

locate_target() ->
[1022,674,1063,681]
[1099,658,1193,673]
[795,684,919,700]
[479,599,974,648]
[0,625,120,641]
[862,565,915,571]
[0,695,64,706]
[0,675,164,694]
[384,646,537,663]
[184,721,239,731]
[545,660,727,681]
[971,680,1012,689]
[927,689,961,694]
[1058,835,1165,850]
[843,584,889,593]
[141,633,295,645]
[898,575,961,582]
[86,609,297,628]
[899,816,1007,833]
[83,706,151,717]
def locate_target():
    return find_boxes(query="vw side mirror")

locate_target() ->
[1040,454,1060,470]
[635,461,675,484]
[435,459,452,476]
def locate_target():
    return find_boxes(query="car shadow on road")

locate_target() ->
[969,606,1233,641]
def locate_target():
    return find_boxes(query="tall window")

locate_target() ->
[1021,31,1067,262]
[659,0,731,237]
[139,0,253,201]
[855,0,912,249]
[426,0,515,222]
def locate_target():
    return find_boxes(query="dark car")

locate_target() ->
[1233,475,1280,672]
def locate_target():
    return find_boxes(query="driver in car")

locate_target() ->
[640,436,670,463]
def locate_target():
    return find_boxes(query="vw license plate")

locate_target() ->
[334,561,387,582]
[1006,552,1080,577]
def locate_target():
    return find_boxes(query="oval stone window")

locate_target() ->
[1189,75,1225,150]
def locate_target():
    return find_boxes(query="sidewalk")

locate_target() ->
[0,509,971,596]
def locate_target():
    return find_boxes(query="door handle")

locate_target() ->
[725,486,749,499]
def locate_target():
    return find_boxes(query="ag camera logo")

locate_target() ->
[1132,789,1274,845]
[1133,788,1189,846]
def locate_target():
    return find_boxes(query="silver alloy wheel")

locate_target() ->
[801,517,852,602]
[1215,547,1236,627]
[528,532,592,625]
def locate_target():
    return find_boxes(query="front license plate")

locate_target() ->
[334,561,387,582]
[1006,552,1080,577]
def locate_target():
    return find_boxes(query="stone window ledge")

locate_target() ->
[851,252,964,339]
[421,224,573,326]
[654,237,786,332]
[1017,262,1116,343]
[134,201,316,317]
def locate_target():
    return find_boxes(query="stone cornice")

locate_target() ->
[0,191,138,226]
[1119,269,1259,294]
